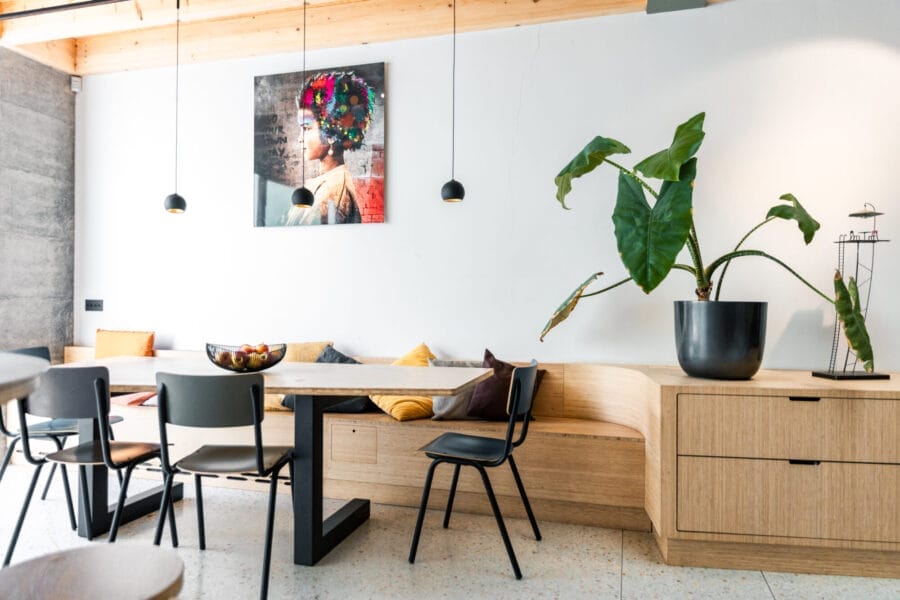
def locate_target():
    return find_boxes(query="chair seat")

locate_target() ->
[47,440,160,466]
[175,445,292,476]
[25,415,124,436]
[421,432,507,464]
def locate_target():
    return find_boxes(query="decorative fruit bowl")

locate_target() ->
[206,343,286,373]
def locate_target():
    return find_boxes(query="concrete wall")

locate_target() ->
[0,49,75,363]
[74,0,900,370]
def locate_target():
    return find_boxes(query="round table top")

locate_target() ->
[0,543,184,600]
[0,352,49,406]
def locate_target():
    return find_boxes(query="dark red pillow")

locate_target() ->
[466,349,544,421]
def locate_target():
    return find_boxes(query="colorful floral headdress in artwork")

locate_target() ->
[296,71,376,151]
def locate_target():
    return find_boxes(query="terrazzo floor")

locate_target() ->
[0,464,897,599]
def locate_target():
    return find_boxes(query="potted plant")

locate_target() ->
[540,112,874,379]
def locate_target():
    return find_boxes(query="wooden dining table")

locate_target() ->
[65,355,492,566]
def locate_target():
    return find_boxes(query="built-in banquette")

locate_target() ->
[14,348,899,578]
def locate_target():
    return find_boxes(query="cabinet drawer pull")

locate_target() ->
[788,459,821,466]
[789,396,820,402]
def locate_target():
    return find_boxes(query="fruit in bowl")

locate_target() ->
[206,343,286,372]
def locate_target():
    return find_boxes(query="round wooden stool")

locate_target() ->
[0,543,183,599]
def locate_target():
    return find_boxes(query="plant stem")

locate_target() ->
[705,249,834,304]
[684,225,710,298]
[714,217,776,300]
[604,159,659,199]
[580,276,633,299]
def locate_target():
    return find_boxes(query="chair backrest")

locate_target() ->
[9,346,51,362]
[17,366,114,467]
[503,360,538,453]
[155,372,264,429]
[25,366,110,420]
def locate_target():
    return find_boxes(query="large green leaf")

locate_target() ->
[539,272,603,341]
[612,159,696,293]
[834,272,875,372]
[634,112,706,182]
[554,137,631,208]
[766,193,821,245]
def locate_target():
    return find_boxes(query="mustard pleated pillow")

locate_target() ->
[370,343,437,421]
[95,329,155,358]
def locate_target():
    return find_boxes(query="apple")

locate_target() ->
[255,343,269,354]
[240,344,254,354]
[215,350,231,366]
[231,350,248,369]
[247,352,264,370]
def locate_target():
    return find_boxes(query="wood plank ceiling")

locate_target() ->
[0,0,718,75]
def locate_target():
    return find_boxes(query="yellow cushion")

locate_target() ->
[370,343,436,421]
[284,341,333,363]
[266,341,334,411]
[95,329,155,359]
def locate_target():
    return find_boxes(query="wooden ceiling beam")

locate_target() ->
[1,0,726,75]
[9,37,76,72]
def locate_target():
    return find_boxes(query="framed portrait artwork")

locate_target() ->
[254,62,385,227]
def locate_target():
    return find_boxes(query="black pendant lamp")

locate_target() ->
[164,0,186,213]
[291,1,314,208]
[441,0,464,203]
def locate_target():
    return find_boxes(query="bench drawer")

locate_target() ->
[677,394,900,462]
[677,456,900,543]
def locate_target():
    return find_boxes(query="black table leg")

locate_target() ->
[76,418,183,538]
[293,397,370,565]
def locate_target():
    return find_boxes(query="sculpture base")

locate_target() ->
[811,370,891,380]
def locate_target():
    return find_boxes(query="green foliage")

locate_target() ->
[834,273,874,372]
[543,112,876,370]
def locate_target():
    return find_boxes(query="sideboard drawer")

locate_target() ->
[677,456,900,543]
[677,394,900,463]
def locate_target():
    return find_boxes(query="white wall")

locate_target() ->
[74,0,900,370]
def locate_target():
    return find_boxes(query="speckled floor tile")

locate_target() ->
[1,465,897,599]
[621,530,773,600]
[763,570,900,600]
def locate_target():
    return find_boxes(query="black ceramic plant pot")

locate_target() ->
[673,301,768,380]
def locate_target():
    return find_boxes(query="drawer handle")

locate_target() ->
[789,396,820,402]
[788,459,821,466]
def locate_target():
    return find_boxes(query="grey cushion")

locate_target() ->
[429,358,483,420]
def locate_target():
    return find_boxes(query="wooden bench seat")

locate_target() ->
[22,347,651,531]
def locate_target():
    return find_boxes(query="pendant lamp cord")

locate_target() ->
[450,0,456,179]
[174,0,180,193]
[301,0,307,186]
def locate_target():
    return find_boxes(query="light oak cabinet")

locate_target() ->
[664,385,900,576]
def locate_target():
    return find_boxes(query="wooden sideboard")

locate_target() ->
[633,367,899,578]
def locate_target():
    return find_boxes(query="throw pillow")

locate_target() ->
[281,345,377,413]
[95,329,154,359]
[267,341,335,411]
[466,349,545,421]
[429,358,482,420]
[370,343,437,421]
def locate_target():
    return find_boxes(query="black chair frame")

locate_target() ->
[408,361,541,580]
[153,373,292,600]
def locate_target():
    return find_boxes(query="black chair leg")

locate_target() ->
[108,464,135,543]
[288,459,294,502]
[0,436,20,483]
[476,464,522,580]
[508,455,541,541]
[154,471,175,546]
[58,465,77,531]
[409,459,440,564]
[443,464,461,529]
[167,480,179,548]
[261,466,283,600]
[195,474,206,550]
[40,463,58,500]
[78,465,94,541]
[3,462,44,567]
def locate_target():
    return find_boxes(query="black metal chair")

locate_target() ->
[408,360,541,579]
[3,366,161,566]
[1,347,124,524]
[153,372,293,600]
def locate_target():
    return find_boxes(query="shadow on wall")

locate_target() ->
[765,308,832,371]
